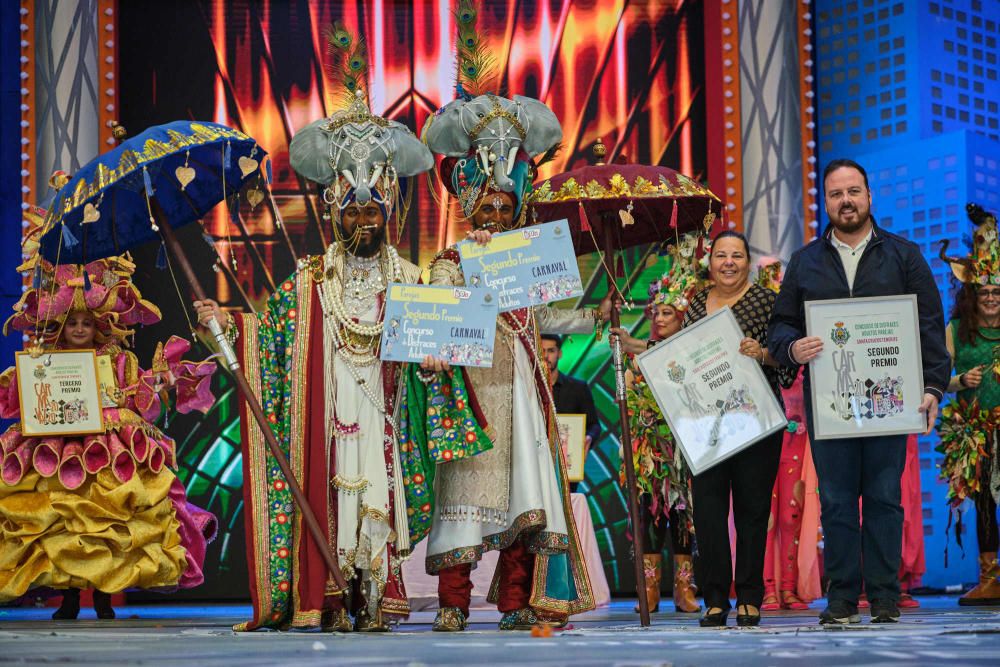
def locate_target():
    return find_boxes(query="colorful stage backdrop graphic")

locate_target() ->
[115,0,708,599]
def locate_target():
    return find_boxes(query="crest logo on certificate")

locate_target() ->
[15,350,105,437]
[805,295,924,439]
[380,284,499,367]
[636,308,787,475]
[457,219,583,312]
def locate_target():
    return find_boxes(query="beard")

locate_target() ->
[831,203,870,234]
[340,223,386,257]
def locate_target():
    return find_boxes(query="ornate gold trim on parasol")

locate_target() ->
[60,123,254,215]
[530,172,720,204]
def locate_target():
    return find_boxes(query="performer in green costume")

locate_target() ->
[398,5,610,627]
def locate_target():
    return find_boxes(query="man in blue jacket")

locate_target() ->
[767,158,950,625]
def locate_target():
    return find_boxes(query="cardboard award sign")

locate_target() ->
[380,284,499,367]
[457,219,584,312]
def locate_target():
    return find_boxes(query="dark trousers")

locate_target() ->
[810,433,907,604]
[975,437,999,551]
[691,430,783,610]
[639,494,692,556]
[976,486,999,552]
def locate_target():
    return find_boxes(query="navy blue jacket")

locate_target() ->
[767,221,950,400]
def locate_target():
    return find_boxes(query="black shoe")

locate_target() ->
[736,605,761,627]
[819,600,861,625]
[870,599,900,623]
[699,608,728,627]
[93,591,116,620]
[51,588,80,620]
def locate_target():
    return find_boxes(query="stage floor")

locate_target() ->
[1,596,998,666]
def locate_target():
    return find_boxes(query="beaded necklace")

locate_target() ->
[317,242,403,417]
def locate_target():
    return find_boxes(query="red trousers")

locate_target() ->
[438,539,535,616]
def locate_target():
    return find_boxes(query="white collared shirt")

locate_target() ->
[830,228,873,290]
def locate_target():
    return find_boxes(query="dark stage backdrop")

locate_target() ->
[117,0,709,600]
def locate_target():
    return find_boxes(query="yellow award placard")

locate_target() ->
[16,349,105,436]
[556,413,588,482]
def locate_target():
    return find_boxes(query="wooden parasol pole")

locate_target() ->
[601,215,651,627]
[155,205,349,594]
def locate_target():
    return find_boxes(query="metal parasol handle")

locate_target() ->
[205,317,240,370]
[601,215,651,627]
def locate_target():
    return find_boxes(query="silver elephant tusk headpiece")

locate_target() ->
[477,146,491,175]
[505,145,519,176]
[367,163,384,189]
[341,168,358,189]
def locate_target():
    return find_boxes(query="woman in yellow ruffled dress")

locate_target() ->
[0,247,218,620]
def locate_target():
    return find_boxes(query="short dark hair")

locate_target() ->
[711,230,751,257]
[823,158,869,190]
[539,333,563,348]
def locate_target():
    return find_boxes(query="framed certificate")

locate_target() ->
[556,413,587,482]
[636,307,787,475]
[805,295,924,440]
[380,284,499,367]
[16,349,105,436]
[457,219,583,312]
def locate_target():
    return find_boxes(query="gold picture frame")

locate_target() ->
[556,413,588,482]
[16,349,105,437]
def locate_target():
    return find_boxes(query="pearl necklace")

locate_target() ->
[318,243,402,340]
[316,242,403,422]
[495,308,533,339]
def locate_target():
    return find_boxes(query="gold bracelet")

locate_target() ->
[592,308,604,341]
[224,312,238,346]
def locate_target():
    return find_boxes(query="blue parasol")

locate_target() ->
[38,120,268,264]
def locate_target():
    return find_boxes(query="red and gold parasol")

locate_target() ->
[529,140,723,626]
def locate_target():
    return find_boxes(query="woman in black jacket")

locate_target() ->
[684,231,794,627]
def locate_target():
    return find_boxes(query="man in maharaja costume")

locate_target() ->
[195,26,434,633]
[398,27,613,626]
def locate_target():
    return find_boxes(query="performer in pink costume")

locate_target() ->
[0,215,217,620]
[755,261,818,611]
[897,434,926,608]
[762,370,812,611]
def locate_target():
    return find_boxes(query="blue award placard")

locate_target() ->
[457,219,583,312]
[380,284,499,367]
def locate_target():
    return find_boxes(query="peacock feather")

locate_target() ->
[325,21,368,103]
[535,141,564,169]
[454,0,496,97]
